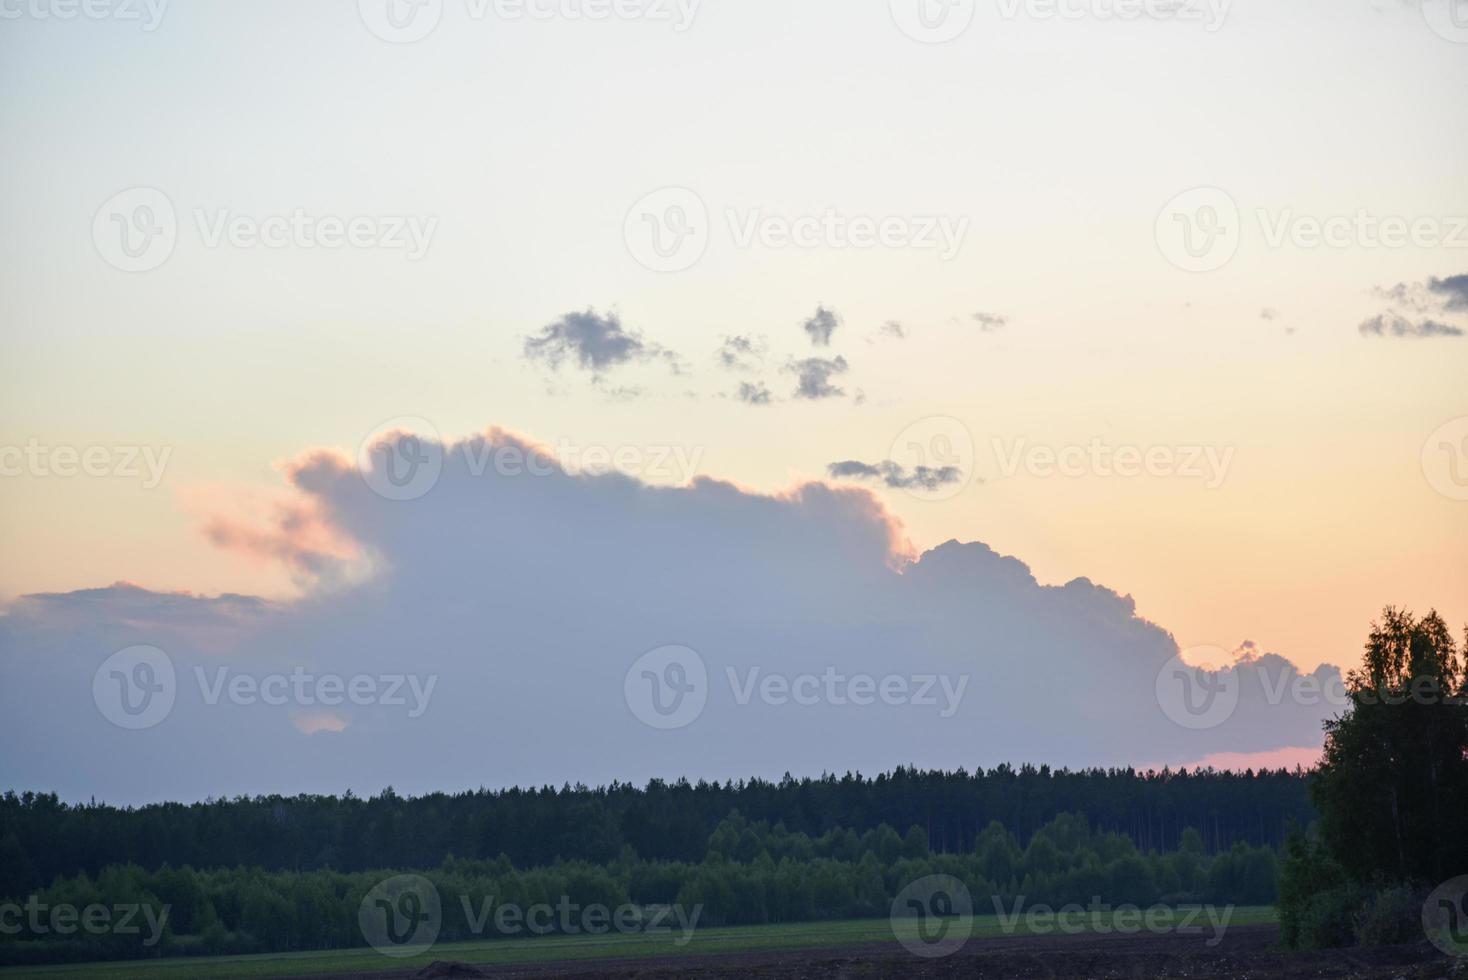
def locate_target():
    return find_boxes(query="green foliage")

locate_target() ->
[1292,886,1361,950]
[1353,885,1424,947]
[1277,827,1346,948]
[0,767,1314,893]
[1312,608,1468,884]
[0,811,1280,967]
[1205,841,1278,905]
[1279,607,1468,950]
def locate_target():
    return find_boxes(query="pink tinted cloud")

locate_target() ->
[179,479,363,591]
[292,711,349,736]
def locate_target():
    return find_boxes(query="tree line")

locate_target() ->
[0,765,1312,897]
[0,809,1279,966]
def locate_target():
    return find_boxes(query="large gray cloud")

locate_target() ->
[0,427,1338,804]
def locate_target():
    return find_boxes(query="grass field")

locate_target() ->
[0,907,1279,980]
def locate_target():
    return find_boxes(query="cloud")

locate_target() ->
[736,381,772,405]
[1259,308,1279,321]
[828,459,964,491]
[604,385,648,401]
[789,356,849,400]
[1358,313,1464,339]
[879,321,906,340]
[524,309,680,376]
[0,426,1339,804]
[972,312,1008,331]
[801,306,841,347]
[1362,273,1468,338]
[1371,282,1431,312]
[1429,273,1468,312]
[716,335,767,372]
[196,488,365,591]
[293,711,348,736]
[8,582,269,631]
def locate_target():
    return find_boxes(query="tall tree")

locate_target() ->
[1311,608,1468,883]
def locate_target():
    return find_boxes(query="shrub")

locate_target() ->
[1295,886,1361,949]
[1354,885,1423,947]
[1277,827,1347,948]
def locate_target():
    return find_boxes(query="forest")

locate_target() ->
[0,764,1311,896]
[0,809,1280,965]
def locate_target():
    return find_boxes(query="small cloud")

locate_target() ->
[1429,273,1468,312]
[1371,281,1430,312]
[736,381,772,405]
[716,335,767,372]
[293,711,348,736]
[972,312,1008,331]
[789,356,849,400]
[1358,313,1463,339]
[1362,273,1468,339]
[880,320,906,340]
[828,460,885,480]
[1370,276,1467,314]
[603,385,647,401]
[1260,308,1279,321]
[802,306,841,347]
[524,309,679,377]
[828,459,964,491]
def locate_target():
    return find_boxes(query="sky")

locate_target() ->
[0,0,1465,802]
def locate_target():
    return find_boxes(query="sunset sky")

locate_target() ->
[1,0,1466,800]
